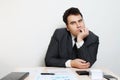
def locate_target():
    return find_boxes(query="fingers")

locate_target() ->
[79,29,84,33]
[77,28,89,41]
[78,63,90,69]
[71,59,90,69]
[79,59,87,63]
[79,62,90,69]
[84,28,89,35]
[80,28,89,34]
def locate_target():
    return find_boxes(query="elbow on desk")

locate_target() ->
[45,57,55,67]
[89,59,97,68]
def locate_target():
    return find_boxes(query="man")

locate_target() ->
[45,7,99,69]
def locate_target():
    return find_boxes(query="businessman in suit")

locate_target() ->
[45,7,99,69]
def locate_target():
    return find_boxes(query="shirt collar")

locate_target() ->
[71,33,76,41]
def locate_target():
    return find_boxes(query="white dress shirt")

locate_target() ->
[65,34,84,67]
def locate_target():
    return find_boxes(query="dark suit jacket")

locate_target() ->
[45,28,99,67]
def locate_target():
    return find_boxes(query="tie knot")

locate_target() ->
[74,38,77,42]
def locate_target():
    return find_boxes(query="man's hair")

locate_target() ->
[63,7,83,25]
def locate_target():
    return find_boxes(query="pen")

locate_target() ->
[41,73,55,75]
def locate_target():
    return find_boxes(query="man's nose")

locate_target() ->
[76,23,81,28]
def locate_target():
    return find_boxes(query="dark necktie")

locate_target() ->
[73,38,77,52]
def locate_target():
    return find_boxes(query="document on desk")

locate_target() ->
[35,68,78,80]
[35,74,78,80]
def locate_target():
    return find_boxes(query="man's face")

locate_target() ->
[67,14,85,37]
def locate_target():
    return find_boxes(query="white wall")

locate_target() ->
[0,0,120,78]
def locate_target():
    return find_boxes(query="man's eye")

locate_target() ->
[70,22,75,25]
[78,19,83,22]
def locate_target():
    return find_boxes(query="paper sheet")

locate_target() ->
[35,74,78,80]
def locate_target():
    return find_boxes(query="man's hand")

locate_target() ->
[77,28,89,42]
[71,59,90,69]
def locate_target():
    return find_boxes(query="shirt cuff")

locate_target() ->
[65,60,72,67]
[76,40,84,48]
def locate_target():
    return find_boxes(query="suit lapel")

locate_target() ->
[66,32,73,59]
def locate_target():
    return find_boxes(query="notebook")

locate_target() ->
[0,72,29,80]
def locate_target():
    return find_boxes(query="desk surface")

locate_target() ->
[15,67,120,80]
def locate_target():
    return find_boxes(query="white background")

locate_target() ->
[0,0,120,78]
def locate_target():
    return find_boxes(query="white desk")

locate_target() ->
[15,67,120,80]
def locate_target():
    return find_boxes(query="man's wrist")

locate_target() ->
[65,60,72,67]
[76,40,84,48]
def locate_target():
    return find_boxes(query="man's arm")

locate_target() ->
[75,28,99,67]
[69,35,99,69]
[45,29,67,67]
[77,34,99,67]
